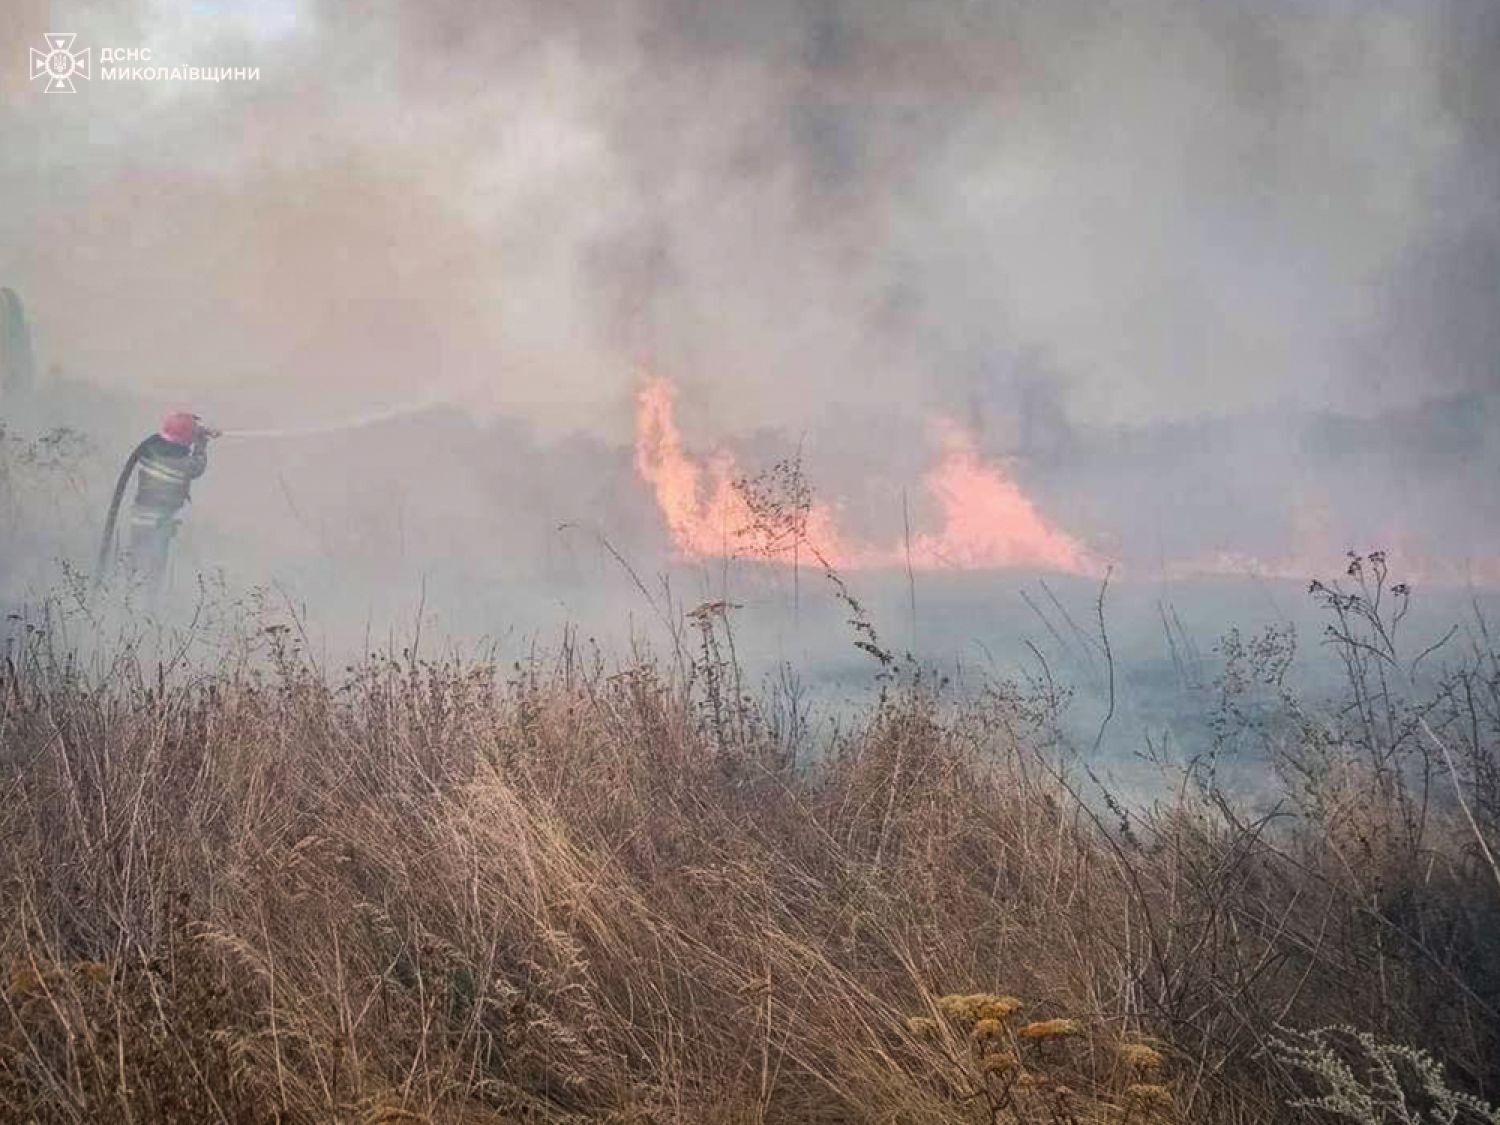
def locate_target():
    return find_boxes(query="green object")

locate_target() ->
[0,288,36,395]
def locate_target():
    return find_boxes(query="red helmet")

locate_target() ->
[159,411,198,446]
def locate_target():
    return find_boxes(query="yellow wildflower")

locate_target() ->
[937,992,1022,1022]
[1019,1018,1080,1041]
[936,993,981,1020]
[977,996,1023,1021]
[1118,1042,1164,1072]
[971,1018,1006,1042]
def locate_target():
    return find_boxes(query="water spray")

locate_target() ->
[216,394,454,441]
[93,394,454,588]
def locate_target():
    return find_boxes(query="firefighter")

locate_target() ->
[97,412,218,587]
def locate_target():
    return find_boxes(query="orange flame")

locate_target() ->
[634,375,1095,574]
[632,375,742,557]
[908,421,1092,572]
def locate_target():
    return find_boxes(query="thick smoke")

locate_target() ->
[2,0,1498,622]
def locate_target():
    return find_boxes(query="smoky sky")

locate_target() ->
[3,0,1498,440]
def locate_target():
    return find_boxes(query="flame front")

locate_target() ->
[634,375,1095,574]
[633,376,744,557]
[908,421,1092,573]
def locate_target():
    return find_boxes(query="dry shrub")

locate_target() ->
[1,563,1497,1123]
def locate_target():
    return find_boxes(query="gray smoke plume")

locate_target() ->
[2,0,1498,614]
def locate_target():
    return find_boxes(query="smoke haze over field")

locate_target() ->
[4,0,1498,419]
[2,0,1499,624]
[12,17,1500,1108]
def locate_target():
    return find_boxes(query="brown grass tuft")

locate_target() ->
[1,569,1498,1122]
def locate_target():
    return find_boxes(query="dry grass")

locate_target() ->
[1,568,1498,1123]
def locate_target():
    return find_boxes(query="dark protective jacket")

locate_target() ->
[131,434,208,522]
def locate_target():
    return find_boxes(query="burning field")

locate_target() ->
[6,366,1500,1121]
[5,0,1500,1120]
[634,374,1096,575]
[631,373,1500,596]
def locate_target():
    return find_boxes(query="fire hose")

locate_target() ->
[94,394,452,583]
[94,436,153,579]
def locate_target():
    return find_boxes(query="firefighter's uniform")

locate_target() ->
[127,434,208,582]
